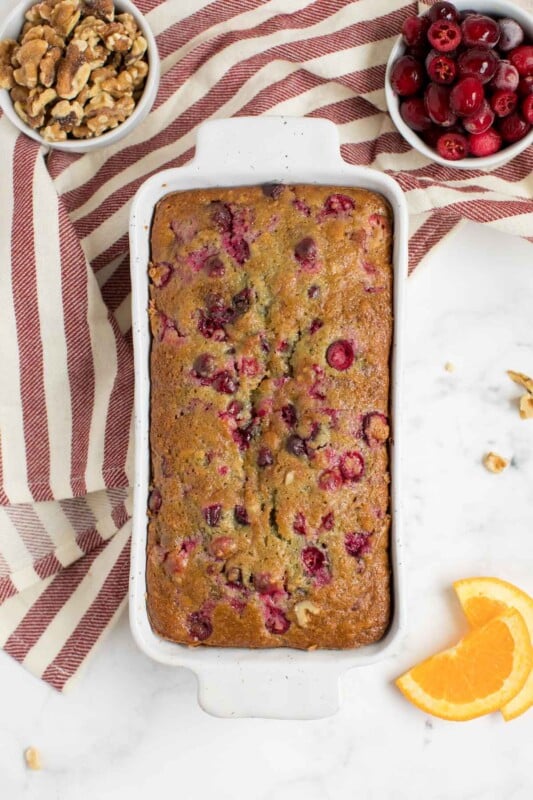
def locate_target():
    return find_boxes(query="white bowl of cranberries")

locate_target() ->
[385,0,533,167]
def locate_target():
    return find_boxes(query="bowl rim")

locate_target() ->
[385,0,533,170]
[0,0,160,152]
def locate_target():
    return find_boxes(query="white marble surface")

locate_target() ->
[0,220,532,798]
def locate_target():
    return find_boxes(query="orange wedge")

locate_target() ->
[454,577,533,721]
[396,609,532,721]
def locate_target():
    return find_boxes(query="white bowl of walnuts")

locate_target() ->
[0,0,160,152]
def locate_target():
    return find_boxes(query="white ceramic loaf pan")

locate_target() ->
[129,116,408,719]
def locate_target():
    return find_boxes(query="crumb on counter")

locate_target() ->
[483,452,509,474]
[24,746,42,771]
[444,362,455,373]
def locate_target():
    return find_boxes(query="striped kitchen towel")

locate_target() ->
[0,0,532,690]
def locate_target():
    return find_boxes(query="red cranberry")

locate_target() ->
[281,404,297,427]
[294,237,318,265]
[302,546,326,575]
[426,50,456,84]
[428,20,462,53]
[321,511,335,530]
[264,604,290,634]
[203,504,222,526]
[254,573,280,595]
[363,412,390,447]
[421,124,443,148]
[148,488,162,514]
[326,339,354,371]
[400,96,432,131]
[210,202,232,232]
[187,611,212,641]
[308,284,320,299]
[234,505,250,525]
[428,2,458,23]
[390,55,424,95]
[490,60,519,91]
[424,83,457,126]
[509,46,533,77]
[345,532,371,558]
[286,434,307,457]
[401,15,430,48]
[499,113,531,143]
[193,353,215,378]
[205,255,225,277]
[498,18,524,52]
[232,287,252,317]
[457,47,498,84]
[262,183,284,199]
[518,75,533,96]
[150,262,172,288]
[437,131,469,159]
[462,100,494,134]
[522,94,533,124]
[240,357,260,377]
[450,76,484,116]
[461,15,500,48]
[309,318,323,334]
[318,469,343,491]
[212,370,237,394]
[340,451,365,482]
[323,193,355,215]
[293,512,307,536]
[468,127,502,157]
[257,447,274,467]
[490,90,518,118]
[293,198,311,216]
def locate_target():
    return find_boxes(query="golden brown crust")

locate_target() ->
[147,184,393,649]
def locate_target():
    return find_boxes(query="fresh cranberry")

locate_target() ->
[498,18,524,52]
[257,447,274,467]
[264,605,290,634]
[262,183,284,198]
[209,536,237,558]
[426,50,456,84]
[212,370,237,394]
[450,76,484,116]
[490,60,519,91]
[281,404,297,427]
[193,353,215,378]
[490,90,518,118]
[421,124,444,148]
[232,287,252,317]
[424,83,457,126]
[302,546,326,575]
[323,193,355,215]
[234,505,250,525]
[400,97,432,131]
[150,262,172,288]
[321,511,335,530]
[428,20,462,53]
[318,469,343,491]
[436,131,469,159]
[461,15,500,48]
[308,284,320,299]
[363,412,390,447]
[499,112,531,143]
[293,512,307,535]
[518,75,533,96]
[205,255,225,277]
[390,55,424,95]
[401,15,430,48]
[148,488,162,514]
[203,504,222,526]
[509,46,533,77]
[187,611,212,641]
[286,434,307,457]
[210,202,232,232]
[468,127,502,156]
[522,94,533,124]
[462,100,494,133]
[309,318,323,335]
[428,2,459,23]
[340,451,365,482]
[345,532,371,558]
[457,47,498,84]
[326,339,354,370]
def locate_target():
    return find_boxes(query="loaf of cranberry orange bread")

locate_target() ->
[147,184,393,649]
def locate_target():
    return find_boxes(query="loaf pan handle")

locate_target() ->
[193,116,344,175]
[195,663,342,720]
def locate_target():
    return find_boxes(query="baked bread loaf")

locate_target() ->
[147,184,393,649]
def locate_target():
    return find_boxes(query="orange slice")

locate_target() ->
[454,577,533,721]
[396,610,532,721]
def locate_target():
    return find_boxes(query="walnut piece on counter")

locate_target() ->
[507,370,533,422]
[2,0,149,142]
[519,395,533,420]
[24,747,42,771]
[507,370,533,395]
[483,452,509,474]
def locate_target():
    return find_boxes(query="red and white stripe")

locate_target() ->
[0,0,531,689]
